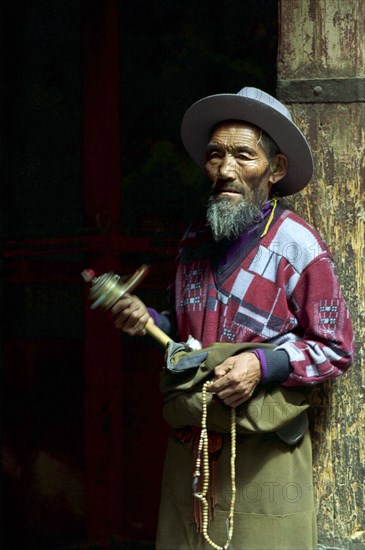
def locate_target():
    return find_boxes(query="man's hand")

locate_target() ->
[207,352,261,408]
[111,293,150,336]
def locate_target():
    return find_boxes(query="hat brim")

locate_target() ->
[181,94,313,196]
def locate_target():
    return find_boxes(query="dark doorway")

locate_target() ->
[3,1,278,548]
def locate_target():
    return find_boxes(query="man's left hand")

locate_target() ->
[207,352,261,408]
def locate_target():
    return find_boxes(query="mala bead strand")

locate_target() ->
[226,406,237,545]
[193,381,237,550]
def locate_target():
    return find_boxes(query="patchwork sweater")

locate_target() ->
[165,203,354,387]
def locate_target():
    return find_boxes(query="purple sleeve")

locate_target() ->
[251,349,268,381]
[147,307,175,336]
[147,307,160,326]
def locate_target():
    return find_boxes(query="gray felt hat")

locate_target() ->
[181,87,313,196]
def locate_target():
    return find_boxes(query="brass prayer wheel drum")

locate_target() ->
[82,265,149,311]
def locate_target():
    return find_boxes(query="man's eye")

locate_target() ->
[207,152,221,160]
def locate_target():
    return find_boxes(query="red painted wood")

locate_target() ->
[82,1,123,545]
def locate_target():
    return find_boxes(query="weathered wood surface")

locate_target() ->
[278,1,365,547]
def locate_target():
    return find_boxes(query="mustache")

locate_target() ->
[211,180,243,195]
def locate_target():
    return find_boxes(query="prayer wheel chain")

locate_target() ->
[193,381,237,550]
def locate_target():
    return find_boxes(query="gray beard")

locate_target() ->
[206,193,267,242]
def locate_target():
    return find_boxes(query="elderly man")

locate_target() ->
[113,88,354,549]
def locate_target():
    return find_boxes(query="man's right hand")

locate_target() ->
[111,293,150,336]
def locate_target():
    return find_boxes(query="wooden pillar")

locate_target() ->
[277,1,365,547]
[82,0,123,545]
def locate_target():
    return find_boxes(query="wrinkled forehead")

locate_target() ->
[208,120,263,148]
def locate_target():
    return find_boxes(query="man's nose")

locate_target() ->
[218,155,235,180]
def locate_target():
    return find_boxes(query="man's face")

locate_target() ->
[205,121,274,205]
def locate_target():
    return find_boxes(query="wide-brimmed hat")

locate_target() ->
[181,87,313,196]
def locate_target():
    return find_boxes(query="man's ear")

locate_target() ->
[269,154,288,184]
